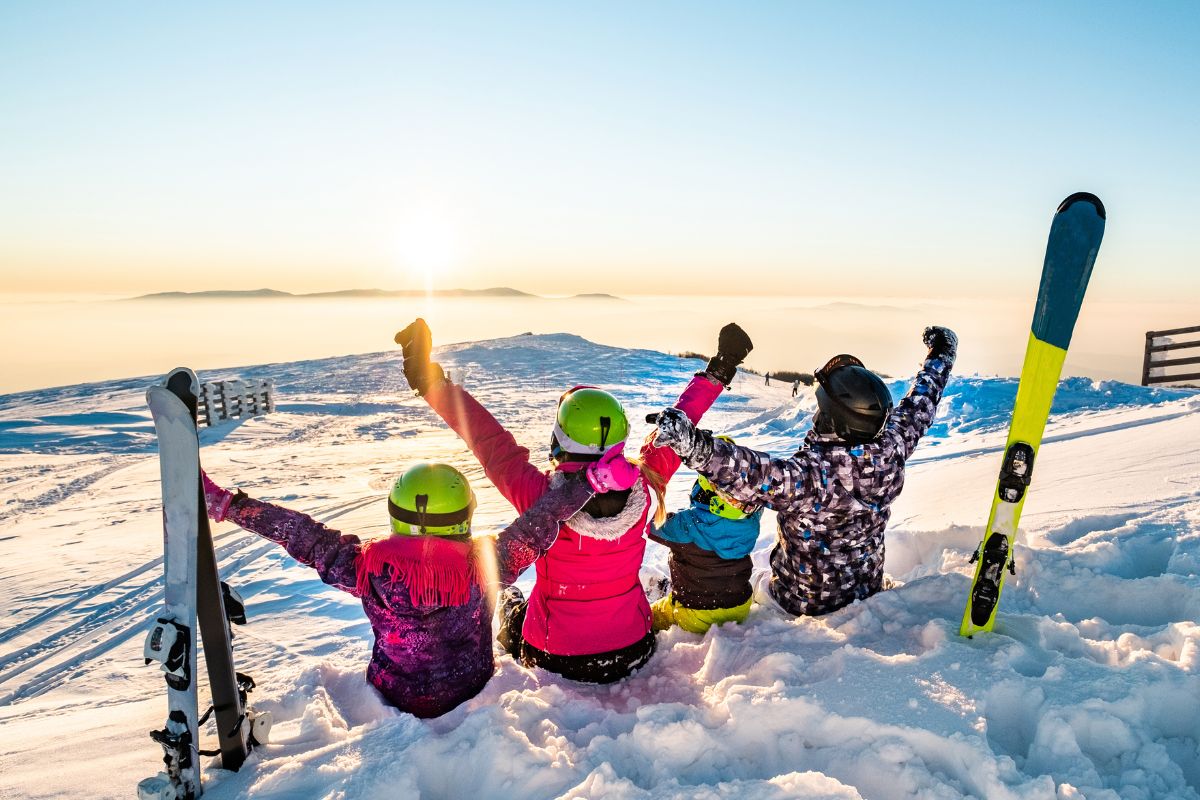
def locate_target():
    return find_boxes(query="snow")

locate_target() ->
[1,333,1198,800]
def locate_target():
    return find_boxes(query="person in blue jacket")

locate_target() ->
[648,436,764,633]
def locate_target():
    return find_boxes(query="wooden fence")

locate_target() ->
[197,379,275,427]
[1142,325,1200,386]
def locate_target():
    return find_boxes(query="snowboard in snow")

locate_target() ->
[959,192,1106,637]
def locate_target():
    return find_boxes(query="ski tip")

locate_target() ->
[165,367,199,391]
[1057,192,1105,220]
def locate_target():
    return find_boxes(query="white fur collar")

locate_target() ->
[559,475,649,542]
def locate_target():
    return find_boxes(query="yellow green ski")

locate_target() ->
[960,192,1106,637]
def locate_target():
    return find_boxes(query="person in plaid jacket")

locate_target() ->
[651,326,957,617]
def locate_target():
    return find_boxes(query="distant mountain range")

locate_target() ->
[127,287,625,302]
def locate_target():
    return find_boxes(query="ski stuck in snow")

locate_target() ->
[139,368,271,800]
[960,192,1107,637]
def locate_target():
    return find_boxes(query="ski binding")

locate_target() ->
[997,442,1035,503]
[144,618,192,691]
[138,709,196,800]
[968,532,1012,627]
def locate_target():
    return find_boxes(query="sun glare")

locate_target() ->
[397,213,461,293]
[395,209,464,324]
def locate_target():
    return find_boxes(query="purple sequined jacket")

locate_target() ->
[219,477,593,717]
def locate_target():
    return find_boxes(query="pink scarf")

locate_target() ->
[356,535,481,607]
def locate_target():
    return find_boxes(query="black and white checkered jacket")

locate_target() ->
[687,353,952,616]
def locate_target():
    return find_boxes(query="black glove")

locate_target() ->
[704,323,754,387]
[923,326,958,367]
[394,318,446,396]
[653,407,714,467]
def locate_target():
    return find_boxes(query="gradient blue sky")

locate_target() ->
[2,1,1197,299]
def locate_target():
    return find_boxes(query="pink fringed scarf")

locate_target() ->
[356,535,481,607]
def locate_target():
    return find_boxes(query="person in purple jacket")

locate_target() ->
[200,449,638,718]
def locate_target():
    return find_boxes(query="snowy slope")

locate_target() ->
[1,334,1198,800]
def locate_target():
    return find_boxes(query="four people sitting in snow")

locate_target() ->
[200,319,955,715]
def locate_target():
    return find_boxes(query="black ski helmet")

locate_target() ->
[813,354,893,443]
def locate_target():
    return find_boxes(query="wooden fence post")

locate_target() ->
[1141,332,1154,387]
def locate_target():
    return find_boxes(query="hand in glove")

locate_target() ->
[201,470,235,523]
[585,442,640,493]
[394,318,446,396]
[704,323,754,387]
[922,326,958,367]
[652,407,714,466]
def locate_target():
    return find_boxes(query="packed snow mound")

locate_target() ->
[1,333,1199,800]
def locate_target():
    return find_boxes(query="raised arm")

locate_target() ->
[639,373,724,480]
[640,323,753,480]
[494,444,639,584]
[884,326,957,460]
[653,420,822,512]
[494,474,595,585]
[203,472,361,595]
[396,319,547,513]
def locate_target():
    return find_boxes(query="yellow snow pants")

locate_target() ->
[651,594,752,634]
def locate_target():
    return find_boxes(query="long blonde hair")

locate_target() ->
[630,433,669,527]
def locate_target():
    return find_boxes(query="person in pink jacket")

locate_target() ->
[395,319,753,683]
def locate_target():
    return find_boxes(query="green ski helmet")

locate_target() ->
[388,463,476,536]
[550,385,630,465]
[689,436,750,520]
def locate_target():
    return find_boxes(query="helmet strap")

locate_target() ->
[388,494,476,528]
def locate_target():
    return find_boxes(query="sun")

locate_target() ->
[396,212,461,293]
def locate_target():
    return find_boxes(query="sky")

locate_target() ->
[1,1,1199,301]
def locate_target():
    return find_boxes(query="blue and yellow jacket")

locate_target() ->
[649,502,763,610]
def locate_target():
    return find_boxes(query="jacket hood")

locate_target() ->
[655,505,762,561]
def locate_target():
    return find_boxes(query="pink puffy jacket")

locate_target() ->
[424,374,722,655]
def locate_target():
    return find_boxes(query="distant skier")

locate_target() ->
[396,318,752,682]
[651,326,957,616]
[647,435,764,634]
[765,372,771,386]
[199,452,638,717]
[792,379,800,398]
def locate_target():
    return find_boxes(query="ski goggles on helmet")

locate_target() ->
[815,353,866,387]
[388,492,477,528]
[690,476,750,520]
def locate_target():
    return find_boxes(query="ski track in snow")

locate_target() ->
[0,495,378,705]
[0,333,1198,800]
[0,455,142,526]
